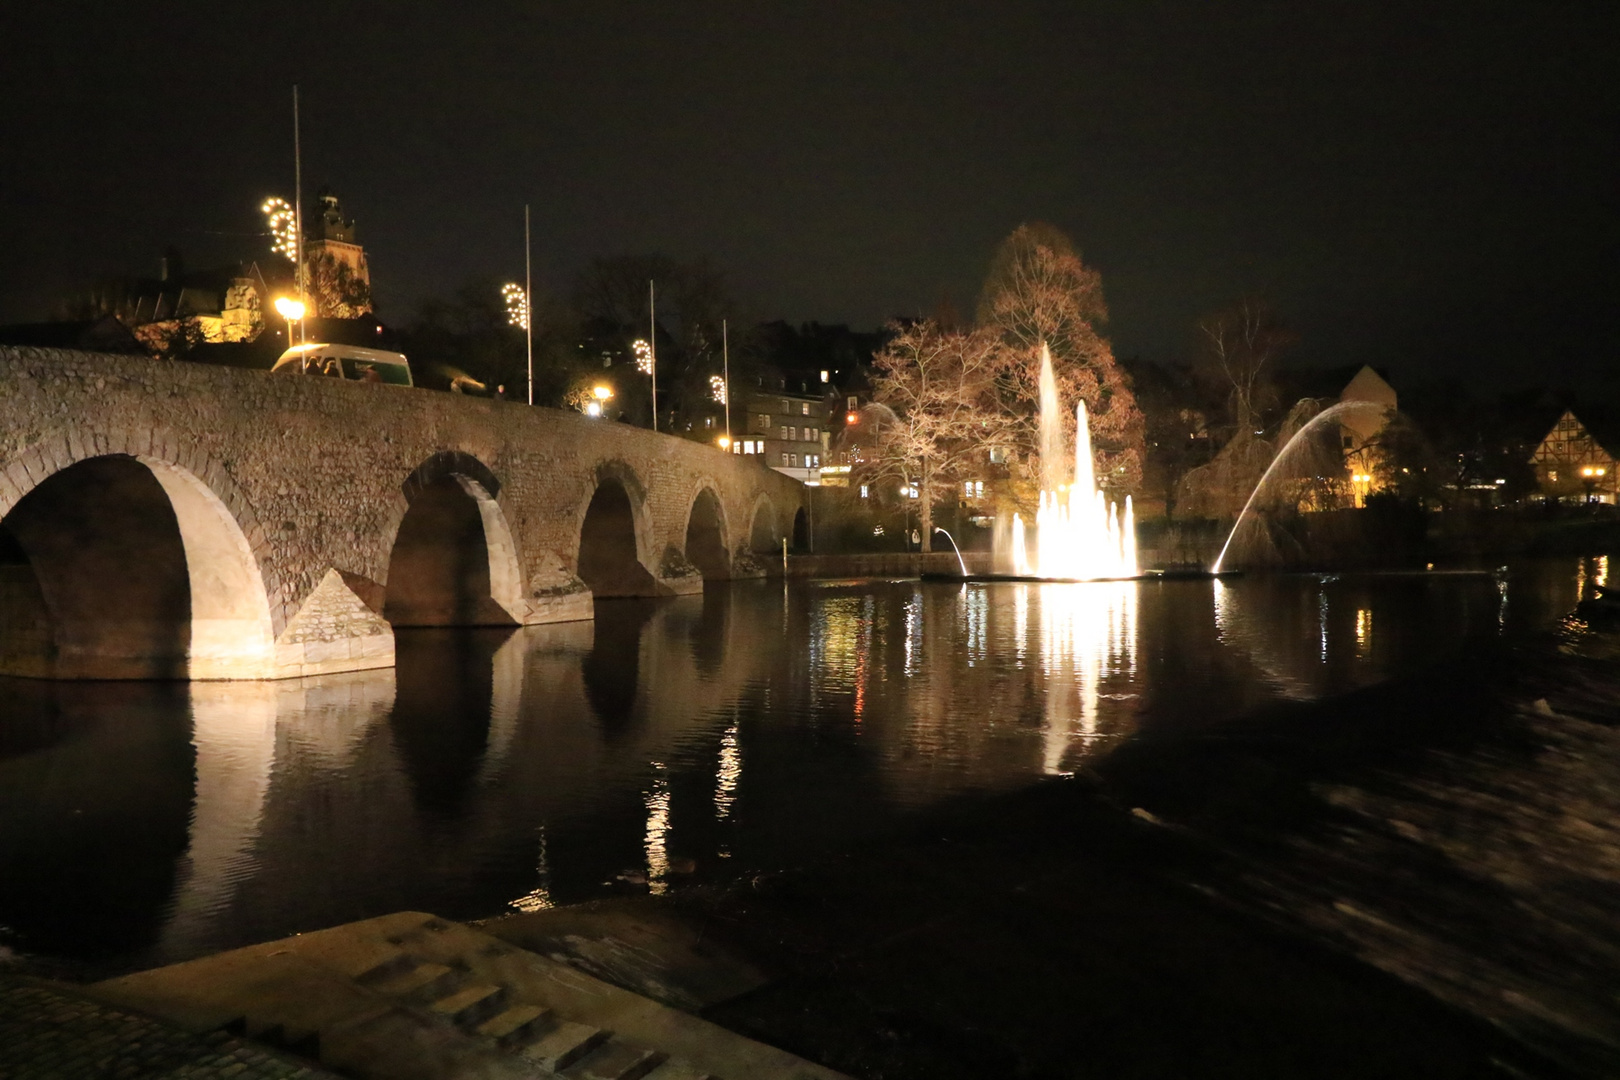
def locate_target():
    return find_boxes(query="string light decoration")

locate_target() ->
[709,374,727,404]
[501,283,529,331]
[632,338,653,374]
[260,197,298,261]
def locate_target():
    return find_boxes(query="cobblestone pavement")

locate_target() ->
[0,977,336,1080]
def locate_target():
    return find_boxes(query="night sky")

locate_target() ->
[2,2,1614,384]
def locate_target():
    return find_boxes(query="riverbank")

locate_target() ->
[483,632,1618,1079]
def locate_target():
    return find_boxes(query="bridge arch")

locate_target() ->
[383,451,526,626]
[0,441,275,679]
[682,482,732,580]
[747,494,781,554]
[577,460,658,598]
[791,506,810,552]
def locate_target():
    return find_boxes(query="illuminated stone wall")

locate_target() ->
[0,346,805,679]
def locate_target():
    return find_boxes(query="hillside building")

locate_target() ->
[1530,410,1616,504]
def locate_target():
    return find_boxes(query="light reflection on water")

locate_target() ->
[0,557,1604,973]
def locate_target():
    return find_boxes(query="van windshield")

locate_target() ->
[341,358,412,385]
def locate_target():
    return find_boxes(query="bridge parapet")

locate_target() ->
[0,346,805,679]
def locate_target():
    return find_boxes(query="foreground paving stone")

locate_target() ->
[0,975,335,1079]
[83,911,845,1080]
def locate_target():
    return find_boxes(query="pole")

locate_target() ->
[648,279,658,432]
[292,85,305,346]
[524,204,534,406]
[722,319,731,446]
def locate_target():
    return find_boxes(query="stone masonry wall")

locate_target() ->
[0,346,805,677]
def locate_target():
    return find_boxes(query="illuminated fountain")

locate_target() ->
[1005,345,1138,580]
[1210,400,1391,574]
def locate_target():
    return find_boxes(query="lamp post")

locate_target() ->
[586,384,613,418]
[273,296,305,350]
[1581,465,1607,504]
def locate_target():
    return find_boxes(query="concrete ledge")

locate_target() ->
[786,551,995,578]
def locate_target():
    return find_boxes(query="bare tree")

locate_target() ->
[854,321,1005,551]
[1196,296,1294,439]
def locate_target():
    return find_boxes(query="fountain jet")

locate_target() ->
[1006,345,1138,580]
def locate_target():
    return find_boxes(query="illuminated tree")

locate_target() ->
[854,321,1004,552]
[977,224,1144,502]
[308,250,372,319]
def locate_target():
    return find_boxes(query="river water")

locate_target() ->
[0,557,1609,979]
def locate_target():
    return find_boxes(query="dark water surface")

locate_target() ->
[0,557,1608,976]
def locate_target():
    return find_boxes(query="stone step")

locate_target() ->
[367,961,457,1003]
[428,983,508,1028]
[563,1039,667,1080]
[476,1003,551,1045]
[520,1018,611,1072]
[338,941,415,984]
[639,1063,719,1080]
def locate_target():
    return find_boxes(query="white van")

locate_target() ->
[271,343,414,387]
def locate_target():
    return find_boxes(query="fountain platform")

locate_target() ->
[920,569,1243,584]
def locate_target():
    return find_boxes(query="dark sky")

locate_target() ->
[2,2,1615,384]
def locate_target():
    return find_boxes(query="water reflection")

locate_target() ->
[1035,582,1138,774]
[0,558,1606,973]
[391,630,496,814]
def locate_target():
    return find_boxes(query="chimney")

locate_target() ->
[160,247,183,282]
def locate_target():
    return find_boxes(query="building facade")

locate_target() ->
[1531,410,1616,504]
[733,387,827,483]
[1339,365,1397,507]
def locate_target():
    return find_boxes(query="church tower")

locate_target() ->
[304,188,373,317]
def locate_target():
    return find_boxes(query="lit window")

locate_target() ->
[781,398,790,413]
[780,425,790,441]
[964,482,972,496]
[847,396,857,409]
[1549,469,1558,482]
[802,402,811,415]
[975,481,984,497]
[705,417,713,427]
[820,370,829,383]
[859,484,869,498]
[781,452,791,466]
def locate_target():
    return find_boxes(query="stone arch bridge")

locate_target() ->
[0,347,807,680]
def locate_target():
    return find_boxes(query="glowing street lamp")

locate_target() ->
[1581,464,1607,503]
[717,435,732,450]
[585,384,612,418]
[273,295,305,347]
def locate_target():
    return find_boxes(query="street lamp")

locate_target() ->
[1581,465,1607,503]
[273,296,305,348]
[586,384,613,418]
